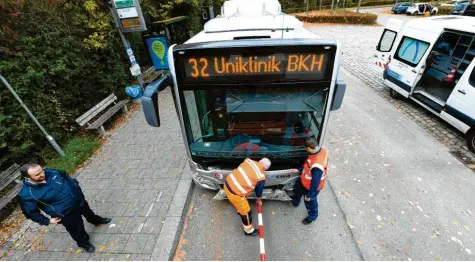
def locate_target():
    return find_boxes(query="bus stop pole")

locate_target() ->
[0,74,65,157]
[108,5,145,91]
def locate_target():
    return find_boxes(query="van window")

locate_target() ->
[394,37,430,67]
[378,29,397,52]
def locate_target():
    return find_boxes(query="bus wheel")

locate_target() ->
[390,88,402,99]
[467,130,475,153]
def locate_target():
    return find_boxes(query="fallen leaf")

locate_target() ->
[463,225,470,231]
[435,256,441,260]
[376,224,383,229]
[435,231,441,236]
[272,211,276,215]
[99,245,106,251]
[76,249,81,253]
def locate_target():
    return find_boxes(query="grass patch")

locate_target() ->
[46,136,101,174]
[295,10,378,24]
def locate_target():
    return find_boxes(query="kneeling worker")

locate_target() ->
[292,137,328,225]
[224,158,271,236]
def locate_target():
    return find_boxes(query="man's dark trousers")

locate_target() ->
[292,179,319,221]
[61,201,102,247]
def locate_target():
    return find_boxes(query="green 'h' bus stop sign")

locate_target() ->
[114,0,134,8]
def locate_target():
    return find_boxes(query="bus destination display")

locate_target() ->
[183,52,330,83]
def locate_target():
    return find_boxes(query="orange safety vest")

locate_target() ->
[225,158,266,196]
[301,147,328,191]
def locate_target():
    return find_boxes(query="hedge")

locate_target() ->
[436,6,453,15]
[295,10,378,24]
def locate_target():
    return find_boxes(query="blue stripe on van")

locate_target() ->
[384,70,412,92]
[444,105,475,128]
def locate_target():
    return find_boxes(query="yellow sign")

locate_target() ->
[121,17,141,29]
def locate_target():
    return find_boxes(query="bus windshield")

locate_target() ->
[182,84,329,159]
[172,39,337,164]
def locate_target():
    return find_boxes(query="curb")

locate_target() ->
[151,166,194,261]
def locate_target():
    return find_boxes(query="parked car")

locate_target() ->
[461,3,475,15]
[451,3,468,14]
[441,0,468,6]
[406,3,438,15]
[392,2,413,13]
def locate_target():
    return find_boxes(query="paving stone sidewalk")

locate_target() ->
[1,87,191,261]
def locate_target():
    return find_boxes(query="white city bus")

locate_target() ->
[374,16,475,153]
[142,0,346,200]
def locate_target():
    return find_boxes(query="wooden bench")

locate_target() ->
[142,66,164,85]
[0,164,22,210]
[75,94,129,136]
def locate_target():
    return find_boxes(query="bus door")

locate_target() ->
[373,18,403,74]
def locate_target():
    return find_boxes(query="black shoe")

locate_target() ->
[291,201,299,207]
[244,229,259,236]
[301,217,315,225]
[94,217,112,226]
[80,243,96,253]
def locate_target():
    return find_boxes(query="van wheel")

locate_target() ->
[390,89,402,99]
[467,130,475,153]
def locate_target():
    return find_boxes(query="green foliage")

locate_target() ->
[436,6,453,15]
[295,10,378,24]
[0,0,131,168]
[45,136,101,174]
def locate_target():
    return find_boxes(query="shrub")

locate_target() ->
[295,10,378,24]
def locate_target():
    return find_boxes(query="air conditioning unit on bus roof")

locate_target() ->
[204,0,302,33]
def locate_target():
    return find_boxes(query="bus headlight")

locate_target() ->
[191,171,219,190]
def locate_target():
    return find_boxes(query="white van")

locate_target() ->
[373,16,475,153]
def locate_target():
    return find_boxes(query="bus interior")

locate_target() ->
[183,86,328,165]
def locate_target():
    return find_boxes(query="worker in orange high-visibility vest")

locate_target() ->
[224,158,271,236]
[291,137,328,225]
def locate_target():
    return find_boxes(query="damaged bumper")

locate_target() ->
[188,159,299,201]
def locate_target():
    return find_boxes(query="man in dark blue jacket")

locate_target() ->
[18,164,111,253]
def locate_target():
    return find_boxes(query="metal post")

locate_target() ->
[331,0,335,10]
[320,0,322,10]
[0,74,65,157]
[108,5,145,90]
[356,0,361,13]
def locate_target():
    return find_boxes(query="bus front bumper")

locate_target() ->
[188,159,300,201]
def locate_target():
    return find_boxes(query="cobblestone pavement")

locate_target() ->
[2,87,188,261]
[308,24,475,170]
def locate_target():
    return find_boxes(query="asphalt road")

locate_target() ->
[173,69,475,261]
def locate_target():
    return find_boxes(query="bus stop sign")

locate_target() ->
[112,0,147,33]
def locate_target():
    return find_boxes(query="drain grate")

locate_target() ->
[449,150,475,172]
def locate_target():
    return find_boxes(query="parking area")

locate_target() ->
[306,13,475,170]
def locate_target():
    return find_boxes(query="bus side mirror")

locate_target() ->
[331,80,346,111]
[142,74,171,127]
